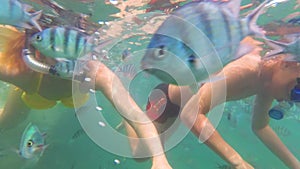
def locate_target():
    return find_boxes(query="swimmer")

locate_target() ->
[125,37,300,169]
[0,26,76,128]
[0,26,172,169]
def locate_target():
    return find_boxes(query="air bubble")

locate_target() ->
[96,106,103,111]
[109,0,118,5]
[113,159,120,165]
[98,121,106,127]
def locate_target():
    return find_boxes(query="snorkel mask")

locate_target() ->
[269,77,300,120]
[290,77,300,102]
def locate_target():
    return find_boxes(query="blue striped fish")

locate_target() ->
[141,0,269,85]
[0,0,42,31]
[30,26,94,59]
[29,26,113,79]
[18,123,48,160]
[50,59,77,78]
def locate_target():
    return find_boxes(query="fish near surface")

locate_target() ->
[18,123,48,160]
[0,0,42,31]
[29,26,113,78]
[141,0,268,85]
[30,26,94,59]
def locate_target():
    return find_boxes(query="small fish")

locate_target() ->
[115,63,137,79]
[121,48,131,61]
[225,108,238,128]
[28,26,112,79]
[146,0,180,14]
[272,125,291,137]
[288,16,300,25]
[18,123,48,160]
[50,59,77,78]
[30,26,94,59]
[216,163,231,169]
[0,0,42,31]
[141,0,268,85]
[263,34,300,61]
[71,128,86,140]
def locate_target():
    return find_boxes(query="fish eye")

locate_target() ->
[27,140,34,147]
[35,34,42,41]
[154,45,167,59]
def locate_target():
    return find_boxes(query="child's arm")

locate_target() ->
[252,94,300,168]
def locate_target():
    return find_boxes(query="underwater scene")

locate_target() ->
[0,0,300,168]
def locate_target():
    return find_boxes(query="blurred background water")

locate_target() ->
[0,0,300,168]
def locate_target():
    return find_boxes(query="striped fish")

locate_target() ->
[141,0,269,85]
[30,26,94,59]
[18,123,48,159]
[0,0,42,31]
[50,59,77,78]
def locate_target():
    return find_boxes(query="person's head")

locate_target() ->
[0,26,57,76]
[0,25,27,75]
[261,55,300,101]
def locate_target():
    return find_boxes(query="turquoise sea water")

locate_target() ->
[0,0,300,169]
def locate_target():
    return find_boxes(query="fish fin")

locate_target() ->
[283,33,300,42]
[55,57,69,62]
[247,0,271,38]
[40,144,49,157]
[18,22,33,30]
[65,26,87,34]
[220,0,242,17]
[24,123,33,130]
[22,4,34,12]
[265,38,288,49]
[235,42,256,59]
[42,132,47,138]
[28,10,43,31]
[263,38,286,59]
[11,147,21,156]
[263,50,284,60]
[282,54,298,62]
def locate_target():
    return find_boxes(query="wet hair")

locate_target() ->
[0,26,28,75]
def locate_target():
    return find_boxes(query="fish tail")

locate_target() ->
[0,26,28,75]
[28,10,43,31]
[263,38,287,59]
[247,0,271,38]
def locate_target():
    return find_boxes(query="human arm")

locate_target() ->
[252,94,300,169]
[180,86,253,169]
[85,60,172,169]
